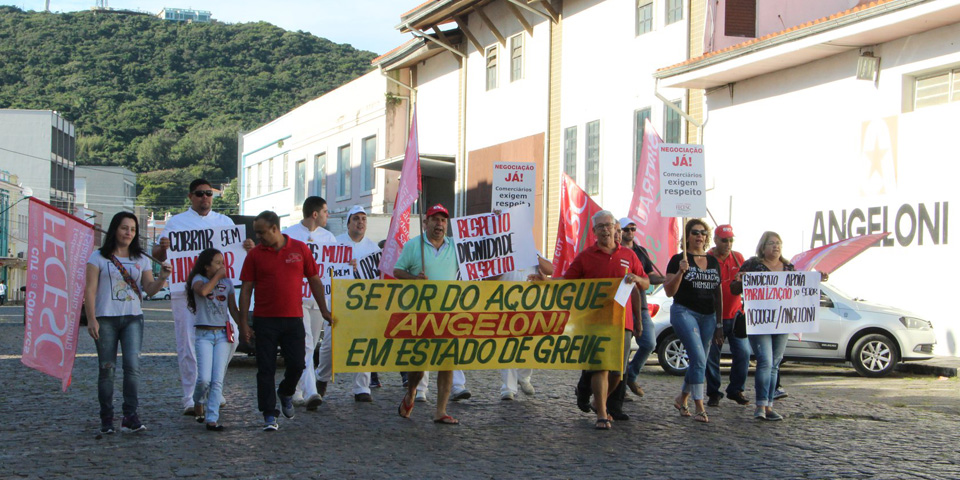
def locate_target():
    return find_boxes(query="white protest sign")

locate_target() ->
[658,143,706,218]
[742,271,821,335]
[451,205,537,281]
[167,225,246,293]
[491,162,536,220]
[354,250,383,280]
[301,243,355,307]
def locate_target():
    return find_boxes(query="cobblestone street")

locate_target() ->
[2,303,958,479]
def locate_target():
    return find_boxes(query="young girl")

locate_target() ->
[186,248,240,431]
[85,212,171,434]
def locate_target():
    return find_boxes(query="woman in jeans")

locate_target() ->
[664,219,723,423]
[731,231,793,421]
[85,212,170,434]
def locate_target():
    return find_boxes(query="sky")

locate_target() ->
[10,0,415,54]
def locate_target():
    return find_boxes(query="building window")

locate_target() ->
[664,100,682,144]
[282,153,289,188]
[295,159,306,205]
[633,108,651,186]
[564,126,577,179]
[256,163,262,196]
[585,120,600,196]
[314,153,327,199]
[914,68,960,110]
[267,158,274,192]
[361,135,377,193]
[486,45,498,91]
[725,0,756,37]
[666,0,683,25]
[338,144,351,199]
[510,34,523,82]
[636,1,653,36]
[246,167,252,197]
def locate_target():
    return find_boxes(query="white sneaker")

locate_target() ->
[292,393,306,406]
[773,388,788,400]
[450,388,472,401]
[415,391,428,402]
[305,394,323,411]
[501,392,515,401]
[519,380,535,396]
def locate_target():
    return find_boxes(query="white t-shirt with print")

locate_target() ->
[87,251,152,317]
[160,209,236,299]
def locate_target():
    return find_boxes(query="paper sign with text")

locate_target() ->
[491,162,536,220]
[743,271,821,335]
[452,206,537,281]
[300,242,355,308]
[354,250,383,280]
[167,225,246,293]
[658,143,706,218]
[331,279,624,373]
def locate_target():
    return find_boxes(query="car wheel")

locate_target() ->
[657,332,689,376]
[851,333,899,377]
[164,294,171,300]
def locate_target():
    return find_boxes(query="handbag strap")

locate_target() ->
[110,255,143,302]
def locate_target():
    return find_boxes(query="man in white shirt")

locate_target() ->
[282,196,335,410]
[153,178,254,415]
[333,205,381,402]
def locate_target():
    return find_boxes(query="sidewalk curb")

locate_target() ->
[896,358,959,377]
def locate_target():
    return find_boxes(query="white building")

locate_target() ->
[657,0,960,354]
[75,165,137,227]
[238,70,401,237]
[0,109,76,213]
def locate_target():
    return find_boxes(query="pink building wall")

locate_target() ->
[704,0,867,52]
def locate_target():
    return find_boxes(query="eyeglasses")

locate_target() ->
[594,222,616,230]
[689,229,708,236]
[193,190,214,197]
[765,241,782,247]
[622,227,636,232]
[720,238,734,243]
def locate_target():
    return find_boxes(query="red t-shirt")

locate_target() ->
[564,243,646,330]
[240,235,319,318]
[708,248,745,320]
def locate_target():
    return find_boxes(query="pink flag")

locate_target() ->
[22,198,95,391]
[378,109,421,279]
[791,233,890,274]
[627,118,679,273]
[552,174,603,276]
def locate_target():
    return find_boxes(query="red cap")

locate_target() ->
[425,204,449,218]
[715,224,734,239]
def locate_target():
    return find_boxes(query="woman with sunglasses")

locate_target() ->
[663,219,723,423]
[85,212,171,434]
[730,231,794,421]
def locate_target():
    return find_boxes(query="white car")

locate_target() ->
[147,286,171,301]
[644,283,936,378]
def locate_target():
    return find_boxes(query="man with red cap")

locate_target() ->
[393,204,465,424]
[705,224,750,407]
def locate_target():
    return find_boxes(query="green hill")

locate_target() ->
[0,6,376,213]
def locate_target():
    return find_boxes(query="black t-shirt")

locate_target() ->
[630,245,655,311]
[666,252,721,314]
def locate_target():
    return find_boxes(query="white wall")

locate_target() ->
[416,51,461,156]
[0,110,54,204]
[702,22,960,354]
[561,0,690,215]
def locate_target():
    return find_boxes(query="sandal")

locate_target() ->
[694,410,709,423]
[594,418,612,430]
[397,397,414,419]
[674,397,691,417]
[194,404,205,424]
[433,415,459,425]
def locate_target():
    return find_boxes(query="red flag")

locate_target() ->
[378,108,421,279]
[791,233,890,274]
[22,198,95,391]
[627,118,679,273]
[552,174,603,276]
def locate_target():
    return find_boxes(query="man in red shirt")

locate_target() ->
[705,224,750,407]
[561,210,648,429]
[238,211,330,431]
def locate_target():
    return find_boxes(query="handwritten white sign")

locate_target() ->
[742,271,820,335]
[167,225,246,293]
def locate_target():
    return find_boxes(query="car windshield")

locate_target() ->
[822,282,859,301]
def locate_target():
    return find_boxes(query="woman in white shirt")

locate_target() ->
[85,212,170,434]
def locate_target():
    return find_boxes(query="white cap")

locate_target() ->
[619,217,635,228]
[347,205,366,221]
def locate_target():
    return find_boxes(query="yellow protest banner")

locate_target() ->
[331,279,624,373]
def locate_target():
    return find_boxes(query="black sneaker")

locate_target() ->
[279,392,295,419]
[727,391,751,405]
[370,373,382,388]
[99,418,114,435]
[707,394,722,407]
[354,393,373,402]
[120,414,146,433]
[609,411,630,421]
[575,386,592,413]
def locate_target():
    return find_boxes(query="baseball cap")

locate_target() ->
[619,217,636,229]
[715,224,734,239]
[347,205,366,222]
[425,204,449,218]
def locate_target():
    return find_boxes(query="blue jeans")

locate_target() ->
[194,328,232,423]
[670,304,716,401]
[626,309,655,383]
[749,334,788,407]
[95,315,144,420]
[706,318,752,397]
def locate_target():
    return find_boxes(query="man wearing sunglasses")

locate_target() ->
[154,178,255,415]
[705,224,749,407]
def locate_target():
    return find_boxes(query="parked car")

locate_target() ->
[642,283,936,378]
[147,287,171,301]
